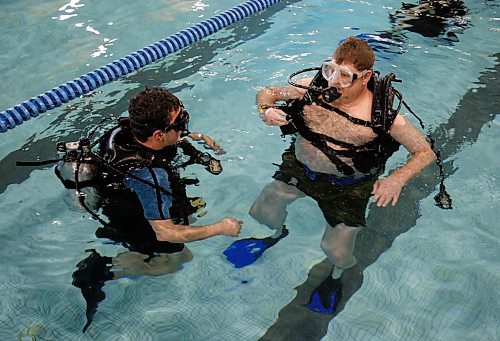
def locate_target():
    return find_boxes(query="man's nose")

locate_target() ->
[328,79,339,87]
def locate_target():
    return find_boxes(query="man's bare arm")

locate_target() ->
[256,78,311,126]
[389,115,437,184]
[256,77,312,106]
[149,217,242,243]
[372,115,436,207]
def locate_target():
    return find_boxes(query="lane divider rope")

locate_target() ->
[0,0,284,133]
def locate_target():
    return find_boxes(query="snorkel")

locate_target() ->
[287,67,342,103]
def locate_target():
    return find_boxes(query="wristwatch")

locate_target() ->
[257,104,270,114]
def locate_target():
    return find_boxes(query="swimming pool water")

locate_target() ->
[0,0,499,340]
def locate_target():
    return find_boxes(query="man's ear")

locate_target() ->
[151,129,164,141]
[363,69,373,85]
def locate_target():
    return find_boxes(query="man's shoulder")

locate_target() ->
[124,167,170,190]
[391,114,406,127]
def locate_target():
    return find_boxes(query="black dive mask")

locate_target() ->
[288,67,341,102]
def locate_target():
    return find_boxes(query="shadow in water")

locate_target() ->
[259,53,499,341]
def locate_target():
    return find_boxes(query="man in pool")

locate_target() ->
[225,36,436,313]
[70,87,242,331]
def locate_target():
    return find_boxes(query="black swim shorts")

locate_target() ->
[273,147,375,227]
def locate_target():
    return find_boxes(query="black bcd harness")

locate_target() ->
[18,117,224,226]
[276,71,401,176]
[264,69,452,209]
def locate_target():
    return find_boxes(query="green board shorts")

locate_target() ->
[272,147,376,227]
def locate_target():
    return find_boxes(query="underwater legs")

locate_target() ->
[249,180,306,230]
[224,180,305,268]
[306,223,361,314]
[320,223,361,276]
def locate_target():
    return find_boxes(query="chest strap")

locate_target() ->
[312,98,372,128]
[293,111,356,175]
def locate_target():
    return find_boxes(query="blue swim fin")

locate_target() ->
[223,226,289,268]
[305,276,343,315]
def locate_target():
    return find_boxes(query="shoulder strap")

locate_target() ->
[370,72,402,135]
[312,99,372,127]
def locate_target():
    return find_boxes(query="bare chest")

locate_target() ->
[303,104,377,146]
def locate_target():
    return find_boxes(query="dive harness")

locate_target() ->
[260,67,452,209]
[17,117,225,225]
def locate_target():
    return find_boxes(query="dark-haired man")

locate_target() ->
[120,87,242,245]
[229,36,435,313]
[71,87,242,332]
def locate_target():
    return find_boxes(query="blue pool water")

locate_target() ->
[1,0,499,340]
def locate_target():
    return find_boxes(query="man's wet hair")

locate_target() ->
[333,36,375,71]
[128,87,181,142]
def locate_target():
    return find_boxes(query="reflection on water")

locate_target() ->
[389,0,469,40]
[361,0,470,57]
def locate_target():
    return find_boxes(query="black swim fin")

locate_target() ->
[305,276,343,315]
[72,249,113,332]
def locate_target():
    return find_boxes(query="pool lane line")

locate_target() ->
[0,0,285,133]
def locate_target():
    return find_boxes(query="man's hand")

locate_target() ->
[371,177,404,207]
[260,108,288,126]
[218,217,243,237]
[188,132,226,155]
